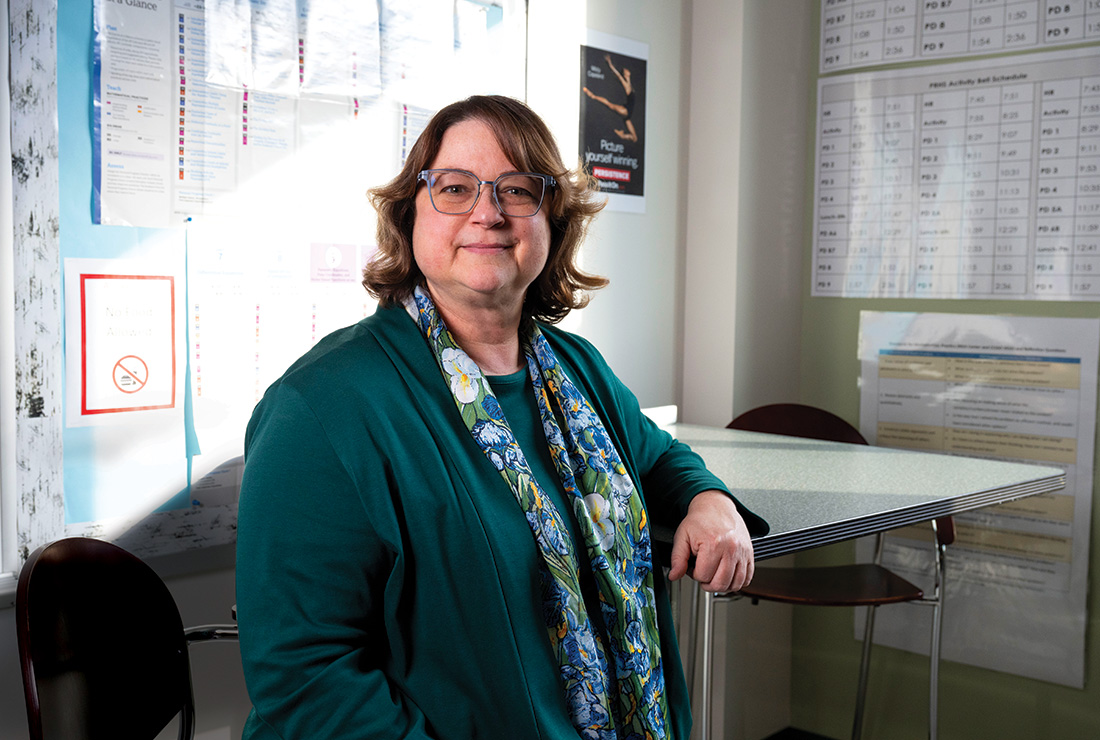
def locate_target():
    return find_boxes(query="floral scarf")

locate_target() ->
[405,286,669,740]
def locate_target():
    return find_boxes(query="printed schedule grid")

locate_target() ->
[822,0,1100,73]
[812,50,1100,300]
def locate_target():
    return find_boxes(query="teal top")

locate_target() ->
[236,303,767,740]
[485,370,562,508]
[486,369,608,641]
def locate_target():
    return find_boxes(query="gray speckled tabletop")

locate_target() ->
[668,424,1066,561]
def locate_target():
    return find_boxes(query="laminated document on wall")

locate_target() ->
[92,0,526,228]
[821,0,1100,74]
[811,46,1099,300]
[185,218,375,507]
[858,311,1097,687]
[92,0,383,227]
[61,255,190,537]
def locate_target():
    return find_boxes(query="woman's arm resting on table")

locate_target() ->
[667,489,755,593]
[544,328,767,590]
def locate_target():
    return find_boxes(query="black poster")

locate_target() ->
[579,43,647,205]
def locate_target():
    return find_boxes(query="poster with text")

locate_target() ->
[64,258,186,428]
[92,0,527,228]
[580,31,647,213]
[62,256,189,530]
[858,311,1097,687]
[811,48,1100,300]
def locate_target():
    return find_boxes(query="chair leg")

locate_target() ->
[178,700,195,740]
[700,589,714,740]
[928,599,943,740]
[686,579,700,695]
[928,528,947,740]
[852,604,877,740]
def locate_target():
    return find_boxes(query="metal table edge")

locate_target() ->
[749,472,1066,561]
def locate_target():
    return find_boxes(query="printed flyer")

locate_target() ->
[579,30,647,213]
[858,311,1097,687]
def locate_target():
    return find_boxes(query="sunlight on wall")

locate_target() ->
[528,0,588,334]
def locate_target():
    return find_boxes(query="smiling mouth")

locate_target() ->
[462,243,512,251]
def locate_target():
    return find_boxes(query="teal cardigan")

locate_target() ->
[236,303,767,740]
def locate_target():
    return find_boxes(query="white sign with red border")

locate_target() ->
[65,259,182,426]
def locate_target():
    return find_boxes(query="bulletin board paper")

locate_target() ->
[858,311,1097,687]
[93,0,383,228]
[185,218,375,499]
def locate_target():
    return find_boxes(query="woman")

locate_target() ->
[236,95,767,740]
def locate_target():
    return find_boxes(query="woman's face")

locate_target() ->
[411,118,551,319]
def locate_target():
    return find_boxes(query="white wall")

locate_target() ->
[528,0,692,408]
[732,0,812,416]
[569,0,689,407]
[571,0,809,419]
[683,0,808,425]
[682,0,745,427]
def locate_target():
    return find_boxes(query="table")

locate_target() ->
[665,424,1066,740]
[672,424,1065,559]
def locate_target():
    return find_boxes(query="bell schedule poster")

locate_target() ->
[821,0,1100,74]
[812,46,1099,300]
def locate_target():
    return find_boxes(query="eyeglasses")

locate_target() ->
[417,169,556,218]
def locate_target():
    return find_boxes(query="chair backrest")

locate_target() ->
[729,404,954,546]
[728,403,868,445]
[16,537,195,740]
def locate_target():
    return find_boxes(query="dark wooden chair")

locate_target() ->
[16,537,239,740]
[726,403,953,740]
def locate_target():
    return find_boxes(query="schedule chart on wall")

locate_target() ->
[822,0,1100,73]
[858,312,1097,686]
[812,47,1100,300]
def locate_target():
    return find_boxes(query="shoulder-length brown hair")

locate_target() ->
[363,95,607,323]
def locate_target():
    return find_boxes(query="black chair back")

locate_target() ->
[729,402,868,445]
[16,537,195,740]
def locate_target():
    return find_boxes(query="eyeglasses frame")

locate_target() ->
[416,168,557,218]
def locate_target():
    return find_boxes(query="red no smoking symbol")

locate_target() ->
[113,355,149,394]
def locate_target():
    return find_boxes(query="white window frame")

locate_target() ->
[1,0,20,607]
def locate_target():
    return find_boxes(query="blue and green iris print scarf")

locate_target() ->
[405,286,670,740]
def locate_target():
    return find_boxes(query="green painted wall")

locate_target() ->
[795,299,1100,740]
[790,9,1100,738]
